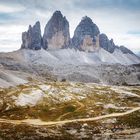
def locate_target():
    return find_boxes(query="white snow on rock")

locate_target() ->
[15,89,45,106]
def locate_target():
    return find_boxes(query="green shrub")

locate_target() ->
[65,105,76,112]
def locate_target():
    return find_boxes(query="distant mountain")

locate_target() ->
[0,11,140,87]
[21,11,137,57]
[21,21,42,50]
[72,16,100,52]
[43,11,70,50]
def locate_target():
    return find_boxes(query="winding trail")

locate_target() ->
[0,107,140,126]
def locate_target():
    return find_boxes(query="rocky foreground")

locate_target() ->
[0,81,140,139]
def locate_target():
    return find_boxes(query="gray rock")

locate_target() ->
[99,34,116,53]
[20,11,135,57]
[21,21,42,50]
[43,11,70,50]
[99,34,135,55]
[119,45,134,54]
[72,16,100,52]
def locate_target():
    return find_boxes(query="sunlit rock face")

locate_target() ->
[43,11,70,50]
[72,16,100,52]
[81,35,100,52]
[21,21,42,50]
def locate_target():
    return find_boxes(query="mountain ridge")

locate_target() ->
[21,10,136,56]
[0,11,140,87]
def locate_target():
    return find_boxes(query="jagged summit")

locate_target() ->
[52,10,63,19]
[75,16,100,37]
[81,16,94,24]
[99,34,116,53]
[43,10,70,50]
[72,16,100,52]
[21,21,42,50]
[119,46,134,54]
[81,16,98,29]
[20,10,137,59]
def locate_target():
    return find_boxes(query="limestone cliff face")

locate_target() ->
[43,11,70,50]
[99,34,116,53]
[21,21,42,50]
[20,11,135,56]
[72,16,100,52]
[99,34,135,54]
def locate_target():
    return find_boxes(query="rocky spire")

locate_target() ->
[43,11,70,50]
[72,16,100,52]
[99,34,116,53]
[21,21,42,50]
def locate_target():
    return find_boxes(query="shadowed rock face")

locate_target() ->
[119,46,134,54]
[99,34,116,53]
[20,11,135,56]
[72,16,100,52]
[43,11,70,50]
[99,34,135,54]
[21,21,42,50]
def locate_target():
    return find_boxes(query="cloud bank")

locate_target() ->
[0,0,140,52]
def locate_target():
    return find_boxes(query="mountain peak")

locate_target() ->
[72,16,100,52]
[43,11,70,50]
[35,21,40,26]
[99,33,116,53]
[81,16,93,22]
[20,11,136,57]
[53,10,62,16]
[21,21,42,50]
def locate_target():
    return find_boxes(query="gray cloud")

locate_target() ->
[73,0,140,10]
[0,0,139,52]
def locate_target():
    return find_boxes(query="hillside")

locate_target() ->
[0,81,140,139]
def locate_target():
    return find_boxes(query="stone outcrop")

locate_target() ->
[119,46,134,54]
[72,16,100,52]
[99,34,135,54]
[99,34,116,53]
[21,21,42,50]
[43,11,70,50]
[20,11,135,56]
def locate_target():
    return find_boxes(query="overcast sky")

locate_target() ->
[0,0,140,53]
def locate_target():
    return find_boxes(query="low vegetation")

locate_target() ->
[0,82,140,139]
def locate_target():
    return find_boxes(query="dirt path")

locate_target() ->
[0,107,140,126]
